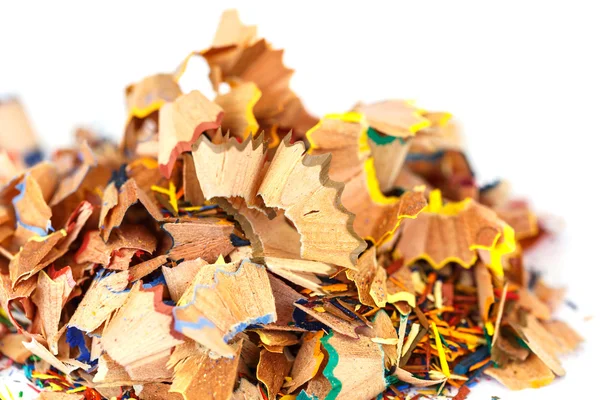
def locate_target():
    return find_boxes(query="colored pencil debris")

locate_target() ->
[0,9,582,400]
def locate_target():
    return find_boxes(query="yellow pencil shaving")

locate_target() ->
[242,84,261,139]
[324,111,365,124]
[425,190,471,215]
[362,307,380,317]
[3,385,13,400]
[128,100,165,120]
[405,253,478,272]
[469,357,491,372]
[168,182,179,214]
[357,129,370,157]
[485,321,495,336]
[67,386,88,393]
[425,306,455,316]
[431,322,450,377]
[429,314,449,327]
[305,120,323,153]
[151,185,170,195]
[437,112,453,127]
[321,283,348,292]
[470,223,515,278]
[93,186,104,198]
[409,118,431,134]
[32,373,60,380]
[267,124,281,149]
[416,388,439,395]
[436,327,486,345]
[364,158,399,206]
[129,157,159,170]
[28,229,67,243]
[179,206,203,212]
[363,156,426,246]
[151,181,179,214]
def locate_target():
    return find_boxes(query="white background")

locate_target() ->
[1,1,598,399]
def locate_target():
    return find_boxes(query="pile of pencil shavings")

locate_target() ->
[0,9,582,400]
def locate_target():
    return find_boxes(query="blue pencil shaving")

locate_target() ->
[142,274,166,289]
[23,149,43,167]
[293,300,331,332]
[229,233,250,247]
[454,345,490,375]
[329,298,360,320]
[66,327,92,364]
[406,150,445,162]
[465,360,493,387]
